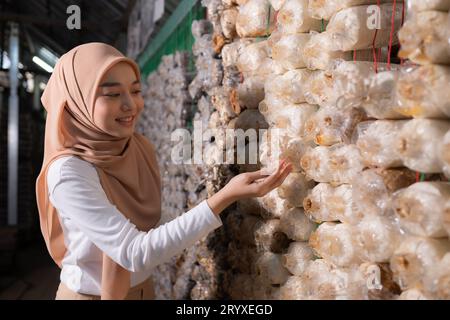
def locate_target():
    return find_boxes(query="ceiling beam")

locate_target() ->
[25,25,66,55]
[109,0,128,13]
[97,0,124,17]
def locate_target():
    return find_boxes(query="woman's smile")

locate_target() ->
[116,115,136,127]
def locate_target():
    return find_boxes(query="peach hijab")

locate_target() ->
[35,43,161,299]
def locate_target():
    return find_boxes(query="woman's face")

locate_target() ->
[94,62,144,138]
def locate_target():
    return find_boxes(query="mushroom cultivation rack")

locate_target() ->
[136,0,450,300]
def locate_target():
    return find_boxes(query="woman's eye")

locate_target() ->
[132,90,141,95]
[104,93,120,98]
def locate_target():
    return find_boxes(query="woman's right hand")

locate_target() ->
[206,160,293,215]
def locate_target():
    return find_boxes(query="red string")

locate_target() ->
[372,32,379,73]
[372,0,381,73]
[400,0,405,65]
[401,0,405,25]
[415,172,426,182]
[353,50,357,62]
[387,0,397,70]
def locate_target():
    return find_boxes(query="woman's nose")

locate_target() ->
[121,93,136,112]
[121,103,132,112]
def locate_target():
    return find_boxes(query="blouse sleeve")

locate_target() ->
[47,157,222,273]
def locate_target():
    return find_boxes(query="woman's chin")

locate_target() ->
[109,126,135,139]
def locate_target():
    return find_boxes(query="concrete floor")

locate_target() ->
[0,239,60,300]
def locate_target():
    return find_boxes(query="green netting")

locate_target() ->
[137,0,205,78]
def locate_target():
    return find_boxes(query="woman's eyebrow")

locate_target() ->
[99,82,121,87]
[99,80,140,87]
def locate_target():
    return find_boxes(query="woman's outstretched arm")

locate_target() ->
[207,159,292,215]
[47,156,291,273]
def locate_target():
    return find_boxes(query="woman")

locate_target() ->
[35,43,292,300]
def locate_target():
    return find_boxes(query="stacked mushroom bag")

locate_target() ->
[186,1,271,299]
[138,53,192,220]
[188,19,231,212]
[242,0,318,300]
[216,0,290,300]
[137,53,195,299]
[340,0,450,300]
[282,2,408,300]
[382,0,450,300]
[190,0,275,299]
[186,6,238,299]
[174,0,450,300]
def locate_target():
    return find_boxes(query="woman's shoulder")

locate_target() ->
[47,156,97,193]
[48,155,95,175]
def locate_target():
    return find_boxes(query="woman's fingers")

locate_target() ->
[266,162,292,190]
[245,160,286,182]
[252,161,292,196]
[256,160,286,186]
[274,163,293,187]
[244,169,267,182]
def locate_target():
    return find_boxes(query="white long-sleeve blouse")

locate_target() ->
[47,155,222,295]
